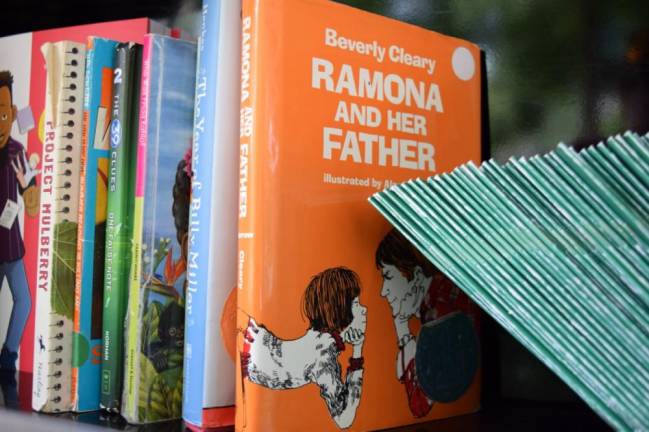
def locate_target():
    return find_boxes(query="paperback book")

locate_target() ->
[122,35,196,424]
[101,41,143,413]
[182,0,240,428]
[72,36,117,413]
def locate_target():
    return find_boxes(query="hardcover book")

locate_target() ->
[32,40,86,413]
[72,36,117,413]
[101,41,142,413]
[237,0,483,430]
[122,35,196,424]
[0,19,169,410]
[182,0,240,429]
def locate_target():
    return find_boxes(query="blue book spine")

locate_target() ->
[73,37,117,412]
[183,0,221,426]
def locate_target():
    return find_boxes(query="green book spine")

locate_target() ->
[101,42,142,411]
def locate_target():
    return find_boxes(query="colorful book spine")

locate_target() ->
[72,36,117,412]
[182,0,240,428]
[32,41,86,413]
[122,35,196,424]
[0,22,166,413]
[101,42,142,412]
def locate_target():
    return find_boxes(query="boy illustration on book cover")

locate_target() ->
[0,70,39,373]
[375,229,479,417]
[241,267,367,429]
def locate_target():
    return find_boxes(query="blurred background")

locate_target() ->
[3,0,647,162]
[2,0,648,415]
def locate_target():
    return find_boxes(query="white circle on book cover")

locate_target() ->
[452,47,475,81]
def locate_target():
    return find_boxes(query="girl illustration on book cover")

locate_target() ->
[241,267,367,429]
[376,228,479,417]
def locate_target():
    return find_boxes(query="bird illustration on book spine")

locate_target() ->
[240,267,367,429]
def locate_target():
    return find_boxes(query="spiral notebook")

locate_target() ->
[32,40,86,413]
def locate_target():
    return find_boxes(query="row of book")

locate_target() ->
[0,13,201,425]
[370,132,649,431]
[1,0,487,430]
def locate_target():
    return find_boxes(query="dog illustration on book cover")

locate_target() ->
[241,267,367,429]
[376,229,479,417]
[0,70,39,372]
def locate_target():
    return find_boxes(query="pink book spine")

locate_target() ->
[135,34,152,197]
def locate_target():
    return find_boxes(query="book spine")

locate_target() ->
[182,1,212,425]
[124,35,197,425]
[124,46,143,416]
[123,35,152,420]
[200,0,240,426]
[32,67,57,411]
[33,41,86,413]
[101,42,141,412]
[71,39,94,410]
[236,0,261,428]
[182,0,222,426]
[75,38,116,413]
[101,43,126,411]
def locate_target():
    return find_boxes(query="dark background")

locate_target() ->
[3,0,648,162]
[3,0,648,429]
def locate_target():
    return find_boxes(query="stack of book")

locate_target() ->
[369,132,649,431]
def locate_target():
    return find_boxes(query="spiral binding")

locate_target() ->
[40,41,85,411]
[47,315,65,403]
[57,46,79,222]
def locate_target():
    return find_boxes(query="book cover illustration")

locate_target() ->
[236,0,483,430]
[0,20,170,410]
[71,36,117,412]
[182,0,240,428]
[0,42,39,411]
[123,35,196,424]
[101,41,142,413]
[32,40,86,413]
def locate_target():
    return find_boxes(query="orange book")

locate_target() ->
[237,0,484,430]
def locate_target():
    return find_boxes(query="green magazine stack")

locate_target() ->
[369,131,649,431]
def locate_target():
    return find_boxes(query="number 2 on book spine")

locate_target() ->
[113,68,122,84]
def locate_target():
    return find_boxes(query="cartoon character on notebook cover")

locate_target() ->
[0,70,39,372]
[241,267,367,429]
[375,229,479,417]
